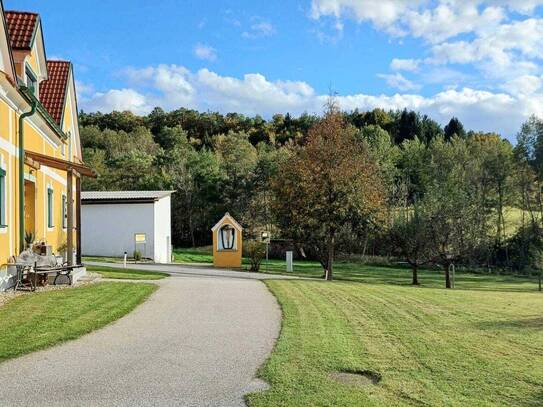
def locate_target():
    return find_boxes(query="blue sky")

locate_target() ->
[7,0,543,140]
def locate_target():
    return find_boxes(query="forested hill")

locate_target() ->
[80,107,480,149]
[78,107,508,249]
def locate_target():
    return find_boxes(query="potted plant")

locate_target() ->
[57,241,69,263]
[24,231,35,250]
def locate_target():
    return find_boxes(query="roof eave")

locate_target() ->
[19,85,67,140]
[58,61,71,128]
[0,3,18,82]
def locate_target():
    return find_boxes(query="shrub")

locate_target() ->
[133,250,142,262]
[245,240,266,272]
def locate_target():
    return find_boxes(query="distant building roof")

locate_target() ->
[82,191,175,203]
[5,11,38,49]
[39,60,70,124]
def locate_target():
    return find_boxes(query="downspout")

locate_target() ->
[18,99,37,253]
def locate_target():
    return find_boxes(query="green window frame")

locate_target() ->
[0,168,6,227]
[25,65,38,96]
[62,194,67,229]
[47,187,54,228]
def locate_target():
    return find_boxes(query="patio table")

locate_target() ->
[13,263,83,291]
[34,264,82,286]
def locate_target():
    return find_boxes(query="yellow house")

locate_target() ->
[212,213,243,268]
[0,5,95,289]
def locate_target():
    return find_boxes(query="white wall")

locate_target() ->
[82,202,156,260]
[0,266,14,291]
[153,196,171,263]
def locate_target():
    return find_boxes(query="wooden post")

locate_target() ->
[76,175,82,265]
[67,169,73,266]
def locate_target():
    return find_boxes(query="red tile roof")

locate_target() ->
[5,11,38,49]
[39,61,71,124]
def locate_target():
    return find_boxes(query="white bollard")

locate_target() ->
[123,252,127,268]
[286,251,293,272]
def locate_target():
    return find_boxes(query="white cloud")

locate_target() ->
[310,1,518,41]
[242,20,276,38]
[193,43,217,61]
[81,89,151,115]
[310,0,543,100]
[80,65,543,139]
[127,64,196,109]
[335,87,525,138]
[430,19,543,64]
[310,0,417,31]
[75,80,94,97]
[310,1,543,39]
[390,58,420,72]
[502,75,543,95]
[378,73,420,91]
[403,4,505,44]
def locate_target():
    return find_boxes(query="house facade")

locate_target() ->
[0,4,94,289]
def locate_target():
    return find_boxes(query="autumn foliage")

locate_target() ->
[272,103,385,280]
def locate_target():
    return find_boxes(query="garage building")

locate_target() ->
[81,191,174,263]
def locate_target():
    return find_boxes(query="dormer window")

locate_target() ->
[25,66,38,96]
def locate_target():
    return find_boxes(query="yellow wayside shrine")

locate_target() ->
[212,213,243,268]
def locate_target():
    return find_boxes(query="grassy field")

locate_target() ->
[173,246,214,263]
[0,282,157,362]
[174,247,541,291]
[88,265,169,280]
[247,278,543,406]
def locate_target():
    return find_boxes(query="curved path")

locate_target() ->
[0,271,283,406]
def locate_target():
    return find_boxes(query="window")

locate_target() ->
[218,225,236,251]
[47,187,54,228]
[0,168,6,227]
[62,195,67,229]
[25,66,37,96]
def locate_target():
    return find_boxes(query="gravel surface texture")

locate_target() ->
[0,274,281,406]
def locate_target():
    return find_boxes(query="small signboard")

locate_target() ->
[135,233,146,243]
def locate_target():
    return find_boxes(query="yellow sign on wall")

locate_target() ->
[135,233,146,243]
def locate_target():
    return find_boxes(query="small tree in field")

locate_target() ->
[388,202,433,285]
[272,102,384,280]
[423,137,489,288]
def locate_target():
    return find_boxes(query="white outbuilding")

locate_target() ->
[81,191,174,263]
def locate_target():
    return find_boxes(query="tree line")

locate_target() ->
[80,105,543,284]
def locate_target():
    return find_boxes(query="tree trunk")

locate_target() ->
[361,234,369,260]
[412,265,419,285]
[189,215,196,248]
[326,234,335,281]
[445,263,452,289]
[539,269,542,292]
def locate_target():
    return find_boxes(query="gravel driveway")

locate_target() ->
[0,273,282,406]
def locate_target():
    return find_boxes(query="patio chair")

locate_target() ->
[14,263,35,291]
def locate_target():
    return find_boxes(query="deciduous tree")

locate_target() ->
[272,102,385,280]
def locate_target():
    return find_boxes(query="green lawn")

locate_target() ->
[247,278,543,406]
[88,265,169,280]
[173,246,214,263]
[0,282,157,362]
[174,246,322,270]
[174,246,541,291]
